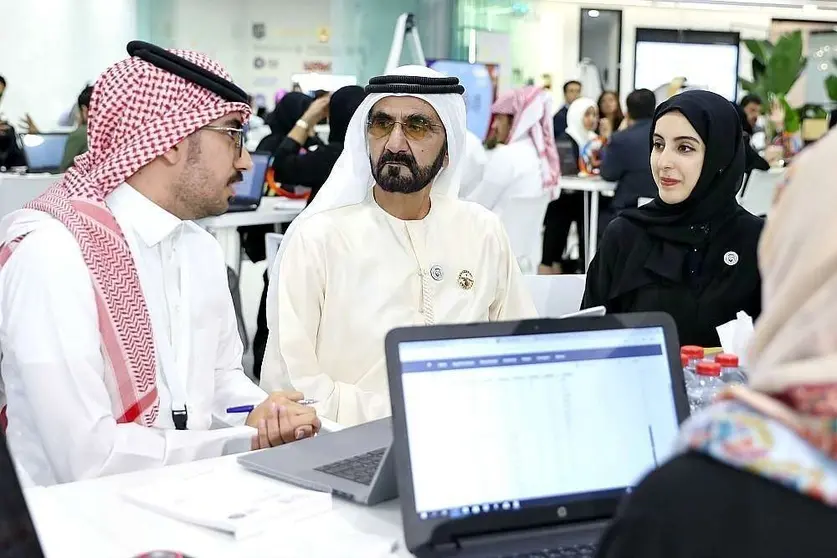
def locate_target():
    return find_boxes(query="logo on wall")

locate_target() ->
[318,26,330,44]
[303,61,332,72]
[253,57,266,69]
[252,23,266,40]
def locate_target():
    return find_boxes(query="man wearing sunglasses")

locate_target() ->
[261,66,537,427]
[0,43,320,486]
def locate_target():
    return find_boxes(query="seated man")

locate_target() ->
[261,66,537,426]
[59,84,93,172]
[0,42,319,486]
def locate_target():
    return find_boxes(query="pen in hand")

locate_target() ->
[226,399,318,414]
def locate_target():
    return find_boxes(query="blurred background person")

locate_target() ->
[552,79,581,138]
[468,86,559,210]
[0,75,26,170]
[59,85,93,172]
[597,90,624,139]
[598,88,657,233]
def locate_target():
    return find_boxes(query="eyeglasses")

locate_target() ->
[367,114,442,141]
[202,125,245,157]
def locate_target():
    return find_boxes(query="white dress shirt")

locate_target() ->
[466,138,544,211]
[260,191,537,426]
[0,183,266,485]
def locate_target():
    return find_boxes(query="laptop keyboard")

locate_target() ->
[313,447,386,486]
[498,544,597,557]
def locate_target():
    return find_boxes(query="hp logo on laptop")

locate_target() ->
[557,506,567,518]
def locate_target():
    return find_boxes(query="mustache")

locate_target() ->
[376,151,418,176]
[229,171,244,185]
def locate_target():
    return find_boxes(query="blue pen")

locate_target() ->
[226,399,318,413]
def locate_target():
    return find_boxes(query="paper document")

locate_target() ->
[123,467,332,539]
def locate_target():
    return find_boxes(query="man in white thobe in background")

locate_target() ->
[261,66,537,426]
[466,86,559,211]
[0,42,319,486]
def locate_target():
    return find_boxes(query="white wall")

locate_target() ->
[0,0,137,127]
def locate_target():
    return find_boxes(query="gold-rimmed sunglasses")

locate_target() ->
[202,125,245,157]
[367,113,442,141]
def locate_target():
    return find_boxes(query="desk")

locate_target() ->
[198,198,305,273]
[26,454,408,558]
[559,177,616,269]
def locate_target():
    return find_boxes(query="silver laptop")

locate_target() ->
[384,313,689,557]
[237,416,396,505]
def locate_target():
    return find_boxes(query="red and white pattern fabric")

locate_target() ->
[491,86,560,190]
[0,48,250,427]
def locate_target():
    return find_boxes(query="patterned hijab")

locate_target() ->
[491,86,560,189]
[0,44,250,427]
[678,129,837,505]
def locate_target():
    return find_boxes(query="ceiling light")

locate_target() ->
[588,9,600,17]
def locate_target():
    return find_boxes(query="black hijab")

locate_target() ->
[734,103,755,135]
[327,85,365,144]
[620,90,745,247]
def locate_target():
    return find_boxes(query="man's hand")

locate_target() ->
[19,113,39,134]
[246,391,321,450]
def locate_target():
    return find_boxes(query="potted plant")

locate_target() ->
[740,31,806,157]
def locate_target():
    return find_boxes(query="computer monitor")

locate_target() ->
[20,133,69,174]
[391,318,683,522]
[427,60,495,141]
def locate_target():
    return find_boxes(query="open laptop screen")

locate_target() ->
[20,134,69,173]
[397,325,679,521]
[233,152,270,202]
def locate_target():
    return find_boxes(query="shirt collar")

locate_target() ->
[106,183,183,247]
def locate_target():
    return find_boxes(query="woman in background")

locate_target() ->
[596,130,837,557]
[582,90,762,347]
[597,90,624,139]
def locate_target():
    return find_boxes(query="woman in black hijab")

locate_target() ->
[271,85,366,204]
[256,92,323,154]
[582,90,762,347]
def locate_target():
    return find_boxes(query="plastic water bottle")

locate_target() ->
[689,361,725,413]
[680,346,704,394]
[716,353,747,385]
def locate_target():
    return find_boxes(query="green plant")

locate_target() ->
[740,31,806,134]
[825,69,837,102]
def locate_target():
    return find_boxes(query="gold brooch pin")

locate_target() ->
[458,270,474,290]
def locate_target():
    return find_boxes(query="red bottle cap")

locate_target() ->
[696,361,722,377]
[681,355,689,367]
[681,345,705,359]
[715,353,739,367]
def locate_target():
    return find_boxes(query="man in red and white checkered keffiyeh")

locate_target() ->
[0,42,320,484]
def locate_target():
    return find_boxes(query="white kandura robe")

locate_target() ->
[260,191,537,426]
[0,184,267,486]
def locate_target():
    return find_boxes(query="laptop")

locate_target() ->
[555,138,580,177]
[237,417,396,505]
[227,151,270,212]
[19,133,69,174]
[385,312,689,557]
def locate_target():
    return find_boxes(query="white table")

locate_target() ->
[0,173,61,219]
[198,197,306,273]
[559,177,616,270]
[26,454,410,558]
